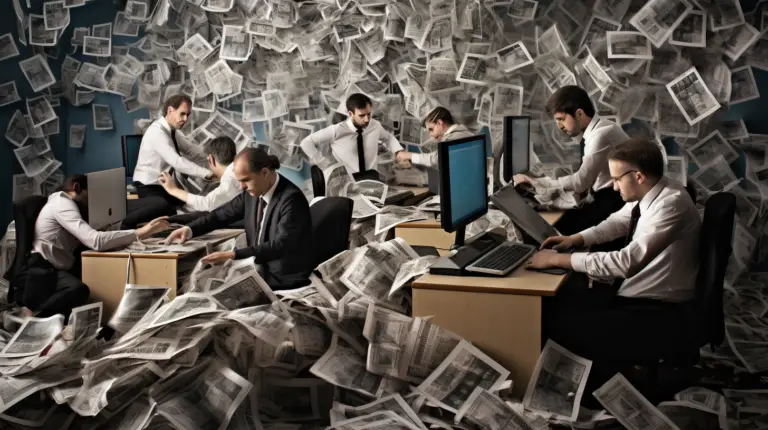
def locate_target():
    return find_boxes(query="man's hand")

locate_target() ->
[540,234,584,251]
[201,251,235,265]
[164,226,191,245]
[158,172,179,192]
[513,174,532,186]
[396,151,412,163]
[136,217,169,239]
[526,249,559,269]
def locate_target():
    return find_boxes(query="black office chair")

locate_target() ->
[310,165,325,198]
[685,181,696,203]
[603,192,736,402]
[3,196,48,304]
[310,197,353,268]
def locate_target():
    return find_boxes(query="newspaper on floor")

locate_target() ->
[330,393,426,429]
[522,340,592,422]
[0,315,65,358]
[593,373,680,430]
[67,302,102,341]
[374,206,428,235]
[455,387,537,429]
[341,238,420,303]
[107,285,169,335]
[415,340,510,414]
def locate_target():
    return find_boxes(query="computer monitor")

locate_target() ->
[121,135,143,179]
[502,115,531,183]
[490,185,560,245]
[87,167,127,230]
[438,134,488,248]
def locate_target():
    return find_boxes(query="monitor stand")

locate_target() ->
[450,224,467,251]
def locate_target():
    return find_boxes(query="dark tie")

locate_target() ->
[255,197,265,245]
[356,128,366,173]
[625,204,641,247]
[170,128,180,155]
[579,137,585,163]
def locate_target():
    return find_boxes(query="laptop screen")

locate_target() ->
[490,185,560,244]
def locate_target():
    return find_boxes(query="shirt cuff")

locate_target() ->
[570,252,589,273]
[579,227,599,246]
[186,194,203,211]
[411,152,430,167]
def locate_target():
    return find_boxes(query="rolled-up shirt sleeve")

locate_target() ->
[155,132,212,179]
[185,174,240,212]
[380,125,404,153]
[571,202,683,280]
[300,124,336,162]
[55,201,137,251]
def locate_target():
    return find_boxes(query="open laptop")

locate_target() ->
[87,167,127,230]
[490,185,569,275]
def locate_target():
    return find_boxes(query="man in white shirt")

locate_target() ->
[13,175,168,319]
[157,136,239,213]
[300,93,406,180]
[528,139,701,365]
[397,106,475,169]
[132,94,214,203]
[514,86,629,236]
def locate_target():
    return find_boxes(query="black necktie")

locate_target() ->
[356,128,366,173]
[255,197,265,245]
[579,137,585,163]
[625,204,641,247]
[170,128,180,155]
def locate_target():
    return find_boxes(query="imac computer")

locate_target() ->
[429,135,539,277]
[502,115,532,184]
[87,167,127,230]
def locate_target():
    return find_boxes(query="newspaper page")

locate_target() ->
[208,269,278,310]
[68,302,102,341]
[107,285,170,334]
[593,373,680,430]
[0,81,20,107]
[496,41,534,73]
[0,315,64,358]
[665,67,721,126]
[374,206,428,235]
[415,340,510,414]
[628,0,693,47]
[455,387,536,429]
[18,54,56,92]
[522,340,592,422]
[670,10,706,47]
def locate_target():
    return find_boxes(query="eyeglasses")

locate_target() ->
[611,170,637,183]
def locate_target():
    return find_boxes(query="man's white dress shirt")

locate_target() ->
[570,177,701,302]
[33,192,137,270]
[299,118,404,173]
[410,124,476,168]
[532,115,629,193]
[133,117,212,185]
[183,163,240,212]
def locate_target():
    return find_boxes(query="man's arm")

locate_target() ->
[154,132,212,179]
[300,124,336,163]
[379,123,404,154]
[556,129,616,193]
[578,202,633,247]
[571,202,683,279]
[410,151,438,168]
[185,176,240,212]
[187,191,247,237]
[233,193,310,261]
[55,201,137,251]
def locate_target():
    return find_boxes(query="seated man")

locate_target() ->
[514,86,629,236]
[397,107,474,168]
[158,136,240,213]
[13,175,168,318]
[527,139,701,365]
[165,148,314,290]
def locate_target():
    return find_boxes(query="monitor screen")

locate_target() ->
[502,116,531,182]
[439,135,488,232]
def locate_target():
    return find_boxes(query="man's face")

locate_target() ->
[427,120,450,140]
[234,158,269,197]
[609,159,643,202]
[553,111,581,137]
[348,104,372,129]
[71,189,89,207]
[167,101,191,129]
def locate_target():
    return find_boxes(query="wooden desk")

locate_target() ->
[81,229,243,323]
[127,193,138,200]
[410,211,567,397]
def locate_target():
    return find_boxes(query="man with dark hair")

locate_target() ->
[300,93,406,179]
[527,139,701,366]
[514,85,629,235]
[158,136,240,212]
[397,106,475,168]
[133,94,214,203]
[13,175,168,318]
[165,148,314,290]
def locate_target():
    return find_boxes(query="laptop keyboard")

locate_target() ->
[466,242,536,276]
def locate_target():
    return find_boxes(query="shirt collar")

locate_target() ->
[262,173,280,205]
[582,115,600,140]
[158,116,173,134]
[638,176,668,213]
[444,124,458,137]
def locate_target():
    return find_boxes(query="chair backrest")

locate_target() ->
[685,181,696,203]
[695,192,735,349]
[121,135,143,178]
[3,195,48,302]
[311,165,326,198]
[310,197,353,268]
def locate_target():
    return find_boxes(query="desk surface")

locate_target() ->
[398,210,564,229]
[81,229,244,259]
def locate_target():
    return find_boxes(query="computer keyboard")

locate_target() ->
[465,242,536,276]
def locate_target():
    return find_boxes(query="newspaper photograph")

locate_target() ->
[26,96,56,128]
[593,373,680,430]
[83,36,111,57]
[456,54,490,86]
[579,14,622,48]
[493,83,524,117]
[666,67,721,126]
[220,25,252,61]
[496,41,534,73]
[670,10,706,47]
[92,104,113,130]
[721,22,760,62]
[0,81,19,107]
[729,65,760,105]
[628,0,693,47]
[18,54,56,92]
[522,340,592,422]
[5,110,28,147]
[0,33,19,61]
[606,31,653,59]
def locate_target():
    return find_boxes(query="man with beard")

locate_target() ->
[13,175,169,318]
[300,93,407,181]
[513,86,629,235]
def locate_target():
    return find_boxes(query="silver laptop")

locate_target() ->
[87,167,127,230]
[490,184,561,246]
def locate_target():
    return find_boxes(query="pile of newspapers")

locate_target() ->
[0,235,753,429]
